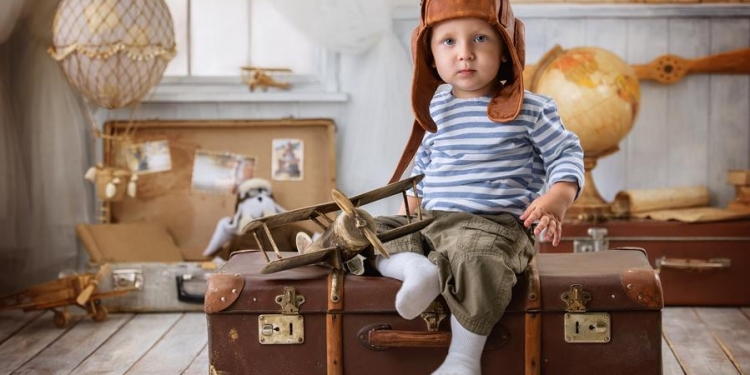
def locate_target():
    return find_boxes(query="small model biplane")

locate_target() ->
[241,175,433,274]
[0,264,134,328]
[241,66,292,92]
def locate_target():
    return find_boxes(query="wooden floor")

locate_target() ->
[1,307,749,375]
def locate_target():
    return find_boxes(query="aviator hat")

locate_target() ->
[390,0,526,183]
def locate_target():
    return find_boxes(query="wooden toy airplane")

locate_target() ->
[241,66,292,92]
[241,175,433,274]
[0,264,134,328]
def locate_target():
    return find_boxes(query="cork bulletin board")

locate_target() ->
[103,119,337,259]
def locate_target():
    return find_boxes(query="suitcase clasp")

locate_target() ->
[258,287,306,345]
[573,228,609,253]
[419,301,447,332]
[112,269,143,291]
[562,284,611,344]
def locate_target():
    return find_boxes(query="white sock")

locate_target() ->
[432,315,487,375]
[376,252,440,320]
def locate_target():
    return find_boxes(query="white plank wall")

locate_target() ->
[112,6,750,212]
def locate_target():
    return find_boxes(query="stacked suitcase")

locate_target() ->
[205,248,663,375]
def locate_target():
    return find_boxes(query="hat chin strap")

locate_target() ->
[389,120,426,184]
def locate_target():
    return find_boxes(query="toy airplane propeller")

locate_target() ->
[240,175,433,274]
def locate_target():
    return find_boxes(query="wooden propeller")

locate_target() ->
[76,263,110,306]
[331,188,390,259]
[524,45,750,87]
[632,47,750,84]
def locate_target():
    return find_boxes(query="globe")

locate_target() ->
[528,46,641,220]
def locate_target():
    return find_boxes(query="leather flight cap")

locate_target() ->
[389,0,526,183]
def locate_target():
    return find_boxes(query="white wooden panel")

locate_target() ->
[190,0,250,76]
[708,19,750,206]
[163,0,189,76]
[667,19,710,188]
[626,19,670,190]
[523,18,547,64]
[585,19,629,202]
[543,18,586,52]
[249,0,316,75]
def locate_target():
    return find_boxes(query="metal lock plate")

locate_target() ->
[112,269,143,290]
[564,312,611,343]
[258,314,304,345]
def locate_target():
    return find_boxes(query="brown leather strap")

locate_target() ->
[326,269,344,375]
[389,120,426,184]
[524,257,541,375]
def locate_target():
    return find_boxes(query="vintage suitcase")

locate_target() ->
[538,219,750,306]
[76,222,216,312]
[74,119,337,312]
[205,248,663,375]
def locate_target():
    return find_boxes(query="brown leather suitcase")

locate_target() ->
[205,248,662,375]
[538,219,750,306]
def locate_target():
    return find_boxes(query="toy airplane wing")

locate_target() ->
[259,217,434,274]
[241,174,425,234]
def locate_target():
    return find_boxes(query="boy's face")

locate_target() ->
[430,17,505,99]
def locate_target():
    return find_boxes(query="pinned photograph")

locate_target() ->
[192,150,257,194]
[272,138,303,181]
[126,140,172,174]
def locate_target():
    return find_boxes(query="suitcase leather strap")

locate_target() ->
[524,256,542,375]
[326,269,344,375]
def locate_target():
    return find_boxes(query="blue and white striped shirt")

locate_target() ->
[410,90,585,218]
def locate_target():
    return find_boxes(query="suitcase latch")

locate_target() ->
[258,287,306,345]
[112,269,143,291]
[573,228,609,253]
[419,301,447,332]
[562,284,611,343]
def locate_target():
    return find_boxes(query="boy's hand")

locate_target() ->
[520,182,578,246]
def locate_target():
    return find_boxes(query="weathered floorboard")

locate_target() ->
[662,336,685,375]
[182,344,209,375]
[0,310,42,344]
[126,313,207,374]
[663,308,740,375]
[71,313,182,375]
[695,307,750,374]
[12,313,134,375]
[0,311,69,375]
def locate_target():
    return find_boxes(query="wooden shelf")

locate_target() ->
[393,4,750,19]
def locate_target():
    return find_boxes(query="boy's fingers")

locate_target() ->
[552,221,563,246]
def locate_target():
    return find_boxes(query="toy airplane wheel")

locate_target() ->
[53,310,71,328]
[92,305,108,322]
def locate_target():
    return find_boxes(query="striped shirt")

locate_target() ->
[410,89,585,218]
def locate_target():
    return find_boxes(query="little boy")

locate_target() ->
[375,0,585,374]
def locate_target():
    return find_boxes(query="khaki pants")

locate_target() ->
[375,210,535,335]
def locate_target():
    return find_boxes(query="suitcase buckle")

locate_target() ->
[419,301,447,332]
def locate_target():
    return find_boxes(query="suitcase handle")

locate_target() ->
[655,256,731,271]
[358,324,450,350]
[175,275,206,304]
[358,324,510,351]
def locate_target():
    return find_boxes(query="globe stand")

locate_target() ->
[566,156,612,222]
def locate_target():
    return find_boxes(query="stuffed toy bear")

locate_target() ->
[203,178,285,257]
